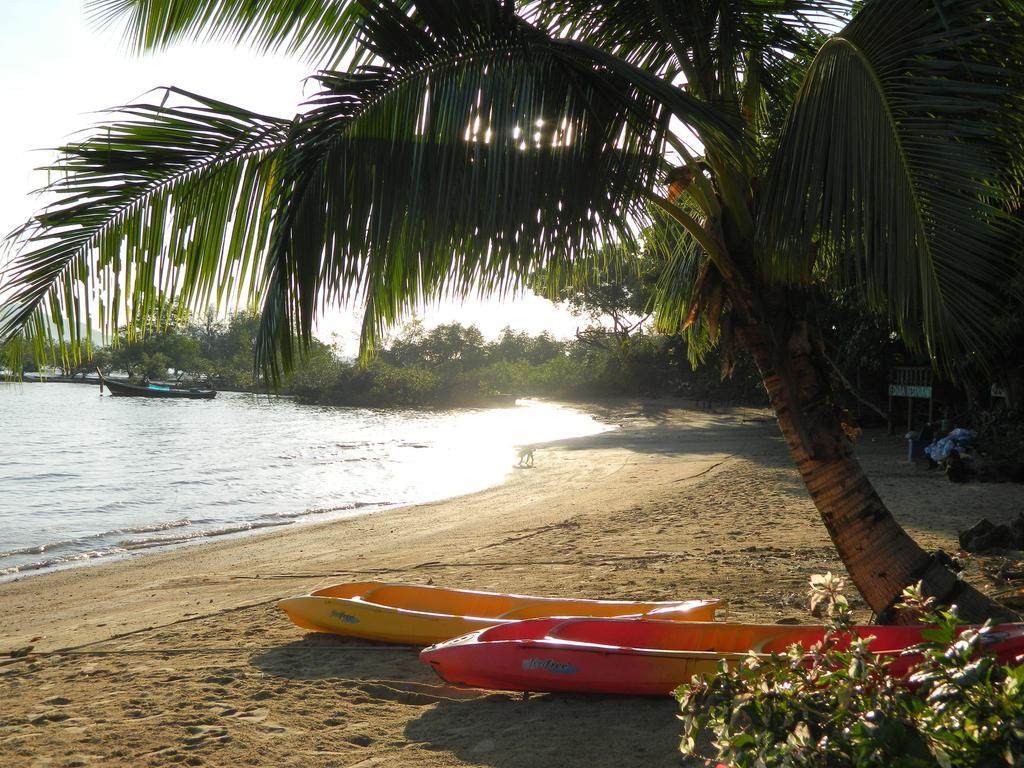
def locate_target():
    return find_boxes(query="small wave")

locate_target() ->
[0,518,192,559]
[0,508,386,579]
[0,520,308,578]
[271,501,385,519]
[0,542,56,558]
[2,397,610,581]
[116,520,292,550]
[119,518,194,535]
[0,547,129,577]
[17,471,79,481]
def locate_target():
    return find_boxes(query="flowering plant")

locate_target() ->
[678,575,1024,767]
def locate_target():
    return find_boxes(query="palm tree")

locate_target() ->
[2,0,1022,621]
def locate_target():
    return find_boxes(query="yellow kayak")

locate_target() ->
[278,581,722,645]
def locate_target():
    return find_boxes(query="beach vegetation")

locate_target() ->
[679,576,1024,767]
[291,319,764,406]
[75,309,764,406]
[2,0,1023,619]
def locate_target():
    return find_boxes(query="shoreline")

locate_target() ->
[0,393,610,584]
[2,400,1021,767]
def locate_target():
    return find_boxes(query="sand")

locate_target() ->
[1,401,1021,768]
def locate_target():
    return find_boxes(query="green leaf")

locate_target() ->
[1,87,293,366]
[86,0,379,67]
[5,0,739,379]
[759,0,1024,375]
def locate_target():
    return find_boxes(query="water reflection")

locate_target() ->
[0,384,610,578]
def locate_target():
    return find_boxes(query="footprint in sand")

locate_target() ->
[181,724,232,749]
[58,756,96,767]
[256,722,288,734]
[225,706,269,723]
[205,700,270,723]
[29,711,70,725]
[201,673,237,686]
[234,708,269,723]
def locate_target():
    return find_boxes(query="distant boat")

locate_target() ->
[96,368,216,400]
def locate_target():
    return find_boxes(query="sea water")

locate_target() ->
[0,383,611,579]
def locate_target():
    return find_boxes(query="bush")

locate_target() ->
[678,575,1024,768]
[290,320,768,406]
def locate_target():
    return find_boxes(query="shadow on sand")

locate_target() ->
[249,633,496,707]
[539,406,780,460]
[557,404,1017,542]
[404,692,683,768]
[253,636,686,766]
[251,633,424,680]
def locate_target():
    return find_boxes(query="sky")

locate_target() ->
[0,0,584,354]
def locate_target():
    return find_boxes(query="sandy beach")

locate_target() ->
[2,401,1021,768]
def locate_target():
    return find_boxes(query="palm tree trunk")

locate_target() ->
[734,306,1009,623]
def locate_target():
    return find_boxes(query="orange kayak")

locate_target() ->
[278,581,721,645]
[420,617,1024,695]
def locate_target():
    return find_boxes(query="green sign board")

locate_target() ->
[888,384,932,398]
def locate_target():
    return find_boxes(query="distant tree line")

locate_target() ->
[7,202,1023,415]
[7,305,767,407]
[289,319,766,407]
[10,263,1023,416]
[14,310,273,391]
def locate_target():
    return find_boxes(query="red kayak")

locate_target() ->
[420,617,1024,696]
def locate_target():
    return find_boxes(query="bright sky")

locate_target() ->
[0,0,583,355]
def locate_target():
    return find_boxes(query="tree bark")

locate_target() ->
[733,301,1011,623]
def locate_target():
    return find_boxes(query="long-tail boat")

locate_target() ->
[96,368,216,400]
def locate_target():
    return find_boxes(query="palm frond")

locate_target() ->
[760,0,1024,369]
[529,1,849,97]
[86,0,376,67]
[646,203,720,365]
[6,0,741,378]
[223,0,738,373]
[0,88,293,359]
[529,0,851,199]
